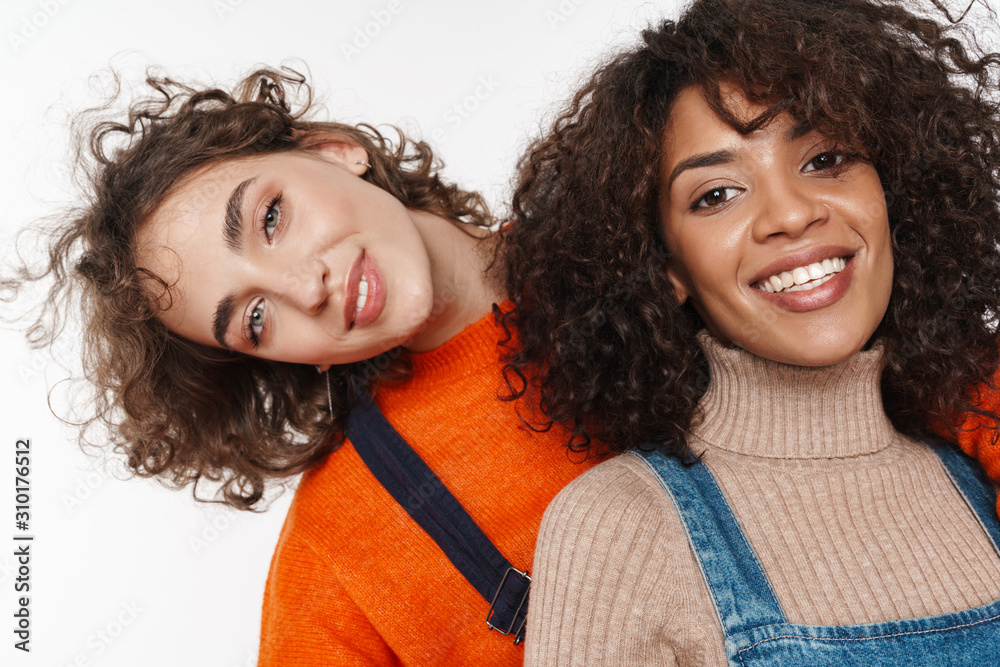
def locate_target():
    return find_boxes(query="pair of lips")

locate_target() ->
[755,257,848,293]
[344,251,382,330]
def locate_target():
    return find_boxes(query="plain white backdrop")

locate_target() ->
[0,1,678,665]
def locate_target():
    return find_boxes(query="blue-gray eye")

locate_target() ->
[262,194,282,239]
[247,301,265,346]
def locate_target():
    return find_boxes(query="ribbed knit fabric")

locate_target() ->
[524,335,1000,666]
[258,309,596,666]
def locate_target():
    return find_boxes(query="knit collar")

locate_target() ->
[690,332,896,459]
[402,302,510,385]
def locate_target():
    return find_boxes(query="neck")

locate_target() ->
[402,210,504,352]
[691,333,897,459]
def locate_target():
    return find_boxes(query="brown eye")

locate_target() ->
[694,186,739,210]
[804,151,845,172]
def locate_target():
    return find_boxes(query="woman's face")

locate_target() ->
[658,86,893,366]
[135,144,436,368]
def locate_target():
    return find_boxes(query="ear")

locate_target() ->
[666,264,692,306]
[314,141,370,175]
[298,131,370,175]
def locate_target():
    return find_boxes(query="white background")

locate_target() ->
[0,1,674,665]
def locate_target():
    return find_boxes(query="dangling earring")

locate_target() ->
[316,366,334,414]
[355,160,373,170]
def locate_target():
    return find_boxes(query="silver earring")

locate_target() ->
[316,366,333,414]
[355,160,373,169]
[325,371,333,414]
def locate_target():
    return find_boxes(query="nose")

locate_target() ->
[751,172,828,242]
[276,256,329,314]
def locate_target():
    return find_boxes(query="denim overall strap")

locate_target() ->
[932,442,1000,554]
[346,387,530,643]
[634,443,1000,667]
[627,449,788,636]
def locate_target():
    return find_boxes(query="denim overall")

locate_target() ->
[629,444,1000,666]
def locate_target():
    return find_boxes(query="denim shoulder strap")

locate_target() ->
[346,387,530,643]
[932,441,1000,555]
[627,449,787,636]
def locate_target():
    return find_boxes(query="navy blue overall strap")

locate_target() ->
[345,386,530,643]
[628,449,788,636]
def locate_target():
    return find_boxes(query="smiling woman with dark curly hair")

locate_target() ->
[500,0,1000,663]
[499,0,1000,463]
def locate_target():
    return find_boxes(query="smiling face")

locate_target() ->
[658,86,893,366]
[135,144,436,368]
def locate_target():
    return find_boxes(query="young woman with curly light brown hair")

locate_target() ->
[3,68,600,665]
[494,0,1000,663]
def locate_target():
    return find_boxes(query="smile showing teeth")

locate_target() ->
[755,257,847,294]
[355,274,369,314]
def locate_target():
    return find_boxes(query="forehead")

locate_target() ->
[661,85,816,175]
[666,86,770,147]
[132,157,264,332]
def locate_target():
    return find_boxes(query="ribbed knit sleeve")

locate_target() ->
[524,456,728,666]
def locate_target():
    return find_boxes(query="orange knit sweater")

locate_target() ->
[949,376,1000,512]
[258,310,596,666]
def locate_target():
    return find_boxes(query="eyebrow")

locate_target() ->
[666,149,736,190]
[223,177,256,254]
[666,121,818,191]
[787,120,814,142]
[212,292,238,349]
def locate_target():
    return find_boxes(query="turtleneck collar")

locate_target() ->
[690,332,897,459]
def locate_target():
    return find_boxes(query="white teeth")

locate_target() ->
[356,275,369,314]
[755,257,847,294]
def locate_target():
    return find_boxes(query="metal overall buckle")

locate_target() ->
[486,566,532,644]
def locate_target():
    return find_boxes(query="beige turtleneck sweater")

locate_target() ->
[524,336,1000,666]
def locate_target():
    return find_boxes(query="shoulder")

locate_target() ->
[525,453,724,665]
[533,452,689,581]
[539,452,675,535]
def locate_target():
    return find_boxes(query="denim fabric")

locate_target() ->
[629,443,1000,666]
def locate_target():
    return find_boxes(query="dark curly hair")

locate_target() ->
[4,67,493,509]
[497,0,1000,459]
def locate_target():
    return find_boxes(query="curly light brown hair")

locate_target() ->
[497,0,1000,459]
[5,67,493,509]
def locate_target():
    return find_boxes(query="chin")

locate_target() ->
[752,333,872,367]
[394,289,436,336]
